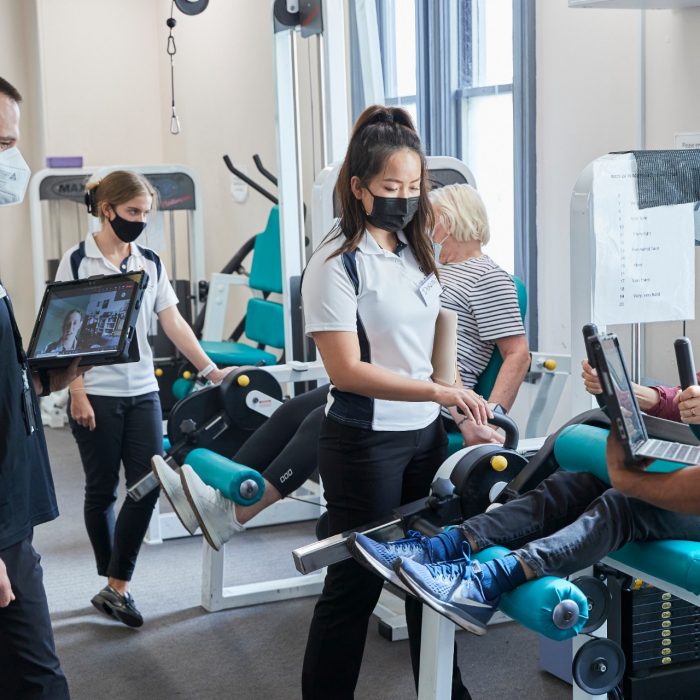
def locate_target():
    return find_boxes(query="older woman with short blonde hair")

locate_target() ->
[430,183,530,444]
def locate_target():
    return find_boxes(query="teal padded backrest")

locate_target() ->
[249,206,283,294]
[245,297,285,349]
[473,275,528,399]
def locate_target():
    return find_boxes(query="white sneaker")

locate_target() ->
[180,464,244,551]
[151,456,199,535]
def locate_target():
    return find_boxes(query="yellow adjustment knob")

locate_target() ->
[182,370,193,380]
[543,359,557,371]
[490,455,508,472]
[155,367,164,377]
[237,374,250,387]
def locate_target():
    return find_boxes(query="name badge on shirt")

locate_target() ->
[418,273,441,306]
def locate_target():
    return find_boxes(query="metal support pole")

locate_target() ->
[273,23,306,363]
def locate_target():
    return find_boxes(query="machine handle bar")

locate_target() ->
[674,337,700,440]
[582,323,604,408]
[223,155,278,205]
[252,154,278,187]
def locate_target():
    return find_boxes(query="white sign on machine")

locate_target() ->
[592,153,695,326]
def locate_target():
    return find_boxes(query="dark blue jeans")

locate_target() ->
[461,470,700,578]
[69,392,162,581]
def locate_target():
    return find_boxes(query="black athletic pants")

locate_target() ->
[69,392,162,581]
[0,535,70,699]
[301,415,466,699]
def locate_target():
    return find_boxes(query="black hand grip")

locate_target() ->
[252,154,278,187]
[582,323,604,408]
[487,411,519,450]
[674,337,700,440]
[675,337,697,389]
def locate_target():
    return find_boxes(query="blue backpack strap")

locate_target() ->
[137,245,162,281]
[69,241,86,280]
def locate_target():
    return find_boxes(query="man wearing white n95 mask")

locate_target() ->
[0,76,78,699]
[0,144,31,205]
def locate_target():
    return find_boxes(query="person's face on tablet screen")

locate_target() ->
[62,310,82,342]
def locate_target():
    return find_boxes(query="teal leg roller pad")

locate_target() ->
[554,424,689,484]
[475,546,589,640]
[186,448,265,506]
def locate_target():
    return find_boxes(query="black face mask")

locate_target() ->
[109,211,147,243]
[366,190,420,233]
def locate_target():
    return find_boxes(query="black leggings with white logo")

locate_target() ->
[232,385,327,496]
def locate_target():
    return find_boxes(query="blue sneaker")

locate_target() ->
[396,554,498,635]
[347,531,439,591]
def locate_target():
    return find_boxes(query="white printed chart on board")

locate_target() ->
[592,153,695,326]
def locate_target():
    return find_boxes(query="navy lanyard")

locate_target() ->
[2,289,37,435]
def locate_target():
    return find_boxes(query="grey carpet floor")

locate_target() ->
[36,427,571,700]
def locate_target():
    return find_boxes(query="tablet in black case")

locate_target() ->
[27,271,148,369]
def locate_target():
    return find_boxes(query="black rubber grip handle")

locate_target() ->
[582,323,604,408]
[674,337,700,440]
[487,410,519,451]
[675,337,697,389]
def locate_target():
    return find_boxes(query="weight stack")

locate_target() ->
[607,576,700,698]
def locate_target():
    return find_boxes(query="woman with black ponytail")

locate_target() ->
[300,106,487,698]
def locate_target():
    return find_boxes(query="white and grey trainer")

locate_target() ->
[151,455,199,535]
[180,464,244,551]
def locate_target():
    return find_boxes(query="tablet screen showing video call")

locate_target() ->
[27,271,147,368]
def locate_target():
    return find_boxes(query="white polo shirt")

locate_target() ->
[55,232,179,397]
[302,230,441,431]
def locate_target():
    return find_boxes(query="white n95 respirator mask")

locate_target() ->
[0,147,31,206]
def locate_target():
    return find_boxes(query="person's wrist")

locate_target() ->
[198,362,217,379]
[637,386,660,412]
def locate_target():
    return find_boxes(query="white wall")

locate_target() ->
[2,0,294,336]
[536,2,700,421]
[0,0,43,333]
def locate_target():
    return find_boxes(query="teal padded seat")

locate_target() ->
[447,275,527,455]
[200,298,282,366]
[199,207,285,367]
[554,424,700,595]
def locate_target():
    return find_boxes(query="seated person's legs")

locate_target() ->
[351,469,663,633]
[406,482,700,632]
[155,388,327,546]
[232,403,325,524]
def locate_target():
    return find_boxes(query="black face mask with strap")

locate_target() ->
[366,191,420,233]
[109,212,146,243]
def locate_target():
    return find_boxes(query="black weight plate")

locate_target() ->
[221,367,283,431]
[274,0,300,26]
[572,576,611,633]
[572,638,626,695]
[455,450,528,519]
[174,0,209,16]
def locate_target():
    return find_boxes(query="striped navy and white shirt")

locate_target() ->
[438,254,524,390]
